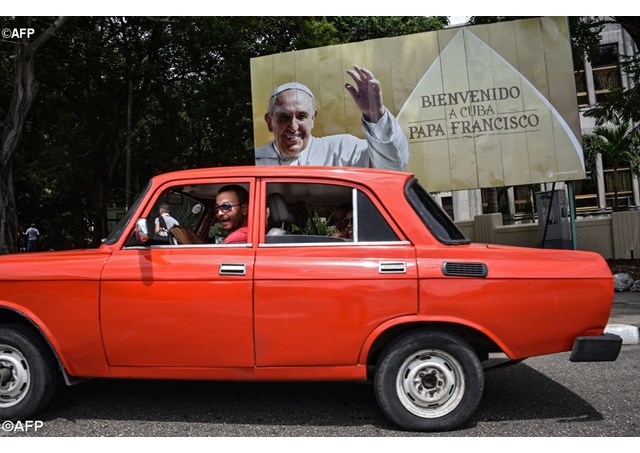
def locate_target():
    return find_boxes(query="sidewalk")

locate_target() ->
[605,291,640,345]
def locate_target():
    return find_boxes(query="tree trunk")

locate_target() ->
[0,16,67,253]
[0,41,38,254]
[0,165,18,254]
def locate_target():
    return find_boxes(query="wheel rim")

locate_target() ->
[0,344,31,408]
[396,349,465,419]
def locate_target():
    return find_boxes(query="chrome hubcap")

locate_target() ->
[396,349,464,418]
[0,345,30,408]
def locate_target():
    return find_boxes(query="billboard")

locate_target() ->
[250,17,584,192]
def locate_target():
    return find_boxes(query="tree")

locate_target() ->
[4,16,448,250]
[591,123,640,211]
[0,16,66,253]
[327,16,448,42]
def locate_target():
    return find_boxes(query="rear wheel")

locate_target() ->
[374,330,484,431]
[0,324,58,420]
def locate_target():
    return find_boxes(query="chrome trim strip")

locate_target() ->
[123,243,254,250]
[258,241,411,248]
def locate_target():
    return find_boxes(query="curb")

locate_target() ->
[605,324,640,345]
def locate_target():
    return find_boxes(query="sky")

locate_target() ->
[449,16,470,26]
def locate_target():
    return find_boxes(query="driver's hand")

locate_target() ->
[170,226,205,245]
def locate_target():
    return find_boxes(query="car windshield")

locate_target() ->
[405,179,470,245]
[103,181,151,245]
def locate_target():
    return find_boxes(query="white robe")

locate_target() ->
[255,109,408,170]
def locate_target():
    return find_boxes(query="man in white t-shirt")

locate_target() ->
[154,203,179,238]
[25,224,40,252]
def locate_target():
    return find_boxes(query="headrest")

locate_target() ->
[268,193,293,226]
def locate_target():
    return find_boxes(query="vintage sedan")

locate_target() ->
[0,166,621,431]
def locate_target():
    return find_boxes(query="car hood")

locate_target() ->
[0,249,112,281]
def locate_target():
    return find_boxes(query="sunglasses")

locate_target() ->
[215,202,241,213]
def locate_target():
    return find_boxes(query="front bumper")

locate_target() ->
[570,333,622,362]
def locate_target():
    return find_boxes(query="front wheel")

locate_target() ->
[0,324,59,420]
[374,330,484,431]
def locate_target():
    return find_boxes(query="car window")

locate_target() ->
[355,190,399,242]
[406,179,469,245]
[262,182,399,245]
[150,191,205,231]
[125,182,251,247]
[104,181,151,245]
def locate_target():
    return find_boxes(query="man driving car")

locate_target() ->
[170,185,249,244]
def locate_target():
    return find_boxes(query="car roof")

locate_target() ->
[151,166,414,187]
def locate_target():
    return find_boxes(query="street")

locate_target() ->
[3,346,638,437]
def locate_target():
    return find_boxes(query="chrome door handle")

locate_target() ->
[219,263,246,276]
[378,262,407,274]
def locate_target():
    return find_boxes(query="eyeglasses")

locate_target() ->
[215,202,241,213]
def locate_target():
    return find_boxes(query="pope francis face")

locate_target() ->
[264,89,317,157]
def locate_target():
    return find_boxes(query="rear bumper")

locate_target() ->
[570,333,622,362]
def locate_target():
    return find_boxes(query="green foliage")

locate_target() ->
[467,16,527,25]
[592,123,640,173]
[291,208,334,236]
[586,123,640,210]
[568,17,605,66]
[327,16,448,42]
[581,133,607,175]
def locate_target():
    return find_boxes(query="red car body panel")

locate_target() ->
[100,247,255,368]
[0,250,111,376]
[0,166,615,383]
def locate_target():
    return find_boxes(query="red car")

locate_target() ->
[0,166,621,431]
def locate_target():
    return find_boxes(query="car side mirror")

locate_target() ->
[135,218,150,243]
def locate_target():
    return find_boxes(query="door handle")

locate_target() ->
[378,262,407,274]
[219,263,246,276]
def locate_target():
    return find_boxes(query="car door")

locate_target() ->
[100,178,256,368]
[254,179,418,367]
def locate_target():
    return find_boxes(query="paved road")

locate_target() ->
[3,345,638,438]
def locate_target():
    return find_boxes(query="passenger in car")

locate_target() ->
[331,204,353,240]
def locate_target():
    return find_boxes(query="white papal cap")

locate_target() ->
[268,82,315,111]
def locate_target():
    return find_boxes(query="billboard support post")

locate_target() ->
[568,181,578,250]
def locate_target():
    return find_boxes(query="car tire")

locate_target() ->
[0,324,59,420]
[374,330,484,431]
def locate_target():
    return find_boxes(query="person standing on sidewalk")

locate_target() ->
[24,224,40,252]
